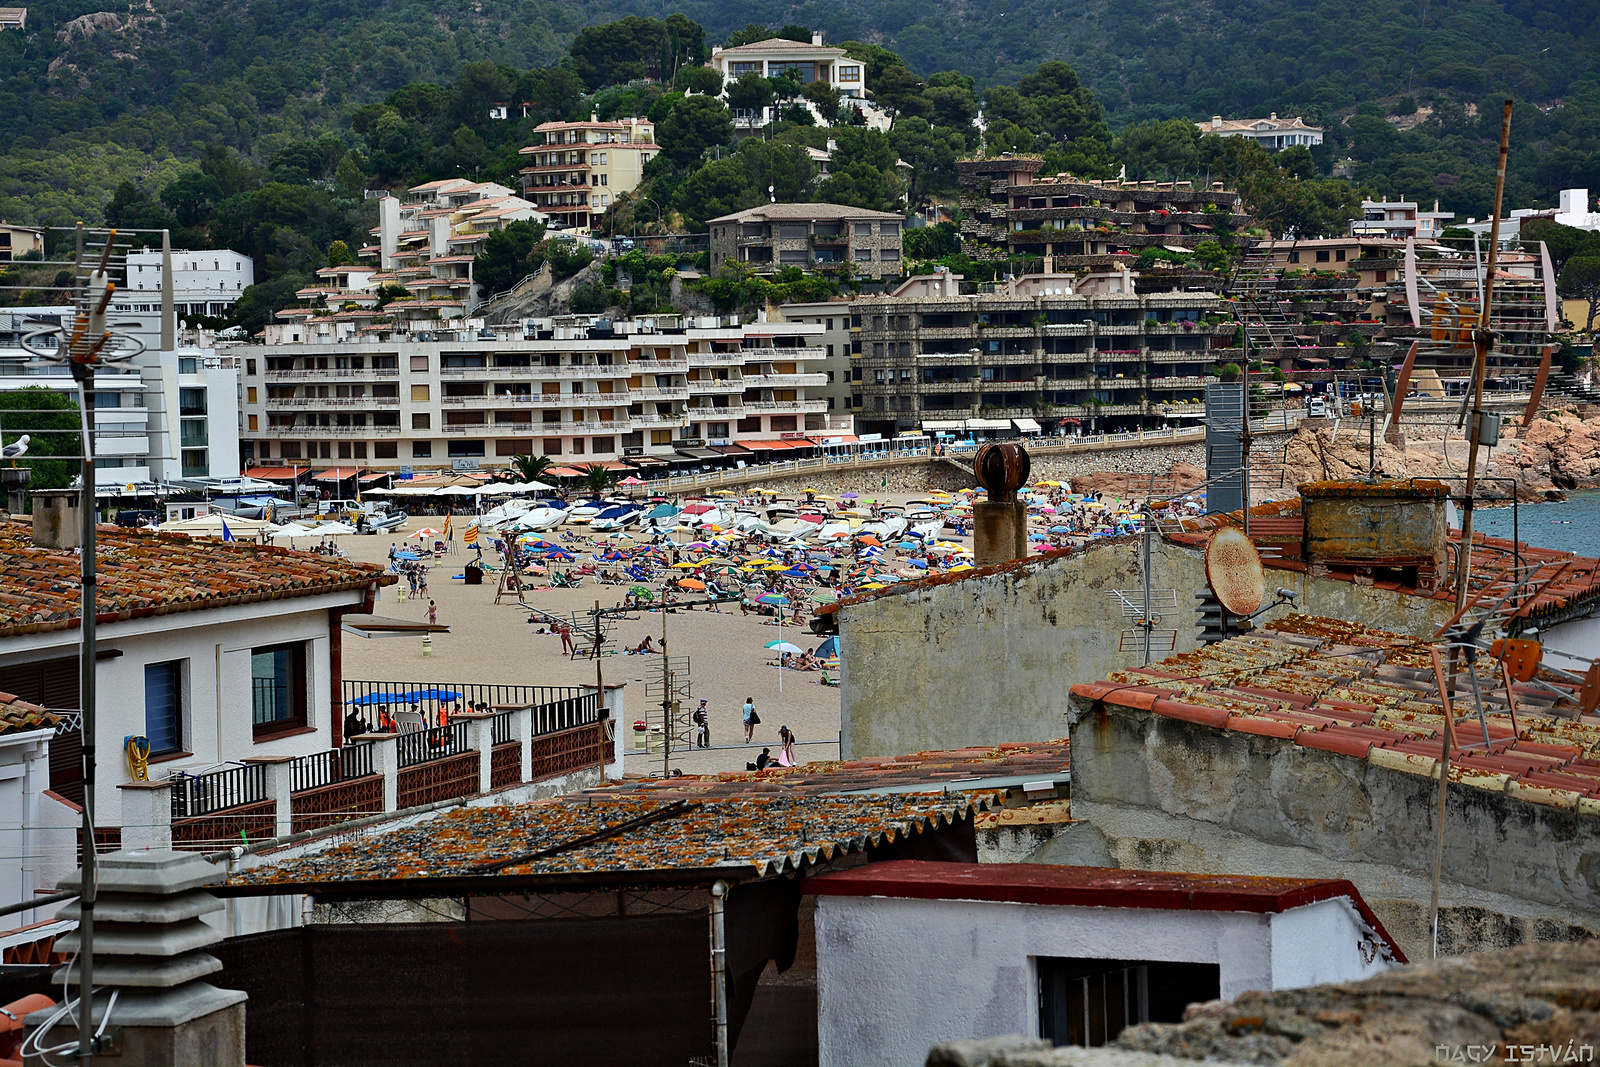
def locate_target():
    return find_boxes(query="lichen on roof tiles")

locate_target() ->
[228,793,998,891]
[0,520,394,637]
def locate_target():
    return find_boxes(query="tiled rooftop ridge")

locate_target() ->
[0,692,57,736]
[1070,615,1600,816]
[0,520,394,637]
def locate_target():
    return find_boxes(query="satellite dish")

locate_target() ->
[1205,526,1265,617]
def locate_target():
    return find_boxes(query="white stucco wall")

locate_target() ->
[813,895,1390,1067]
[0,590,363,817]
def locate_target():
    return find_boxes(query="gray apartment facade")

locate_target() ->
[708,204,905,280]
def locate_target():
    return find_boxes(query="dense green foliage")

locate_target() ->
[0,387,82,491]
[2,0,1593,322]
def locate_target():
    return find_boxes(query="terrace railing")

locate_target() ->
[290,744,377,793]
[170,763,268,820]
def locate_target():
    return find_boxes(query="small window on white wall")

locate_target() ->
[144,660,185,755]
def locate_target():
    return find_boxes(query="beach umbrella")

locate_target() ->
[618,476,646,487]
[671,560,700,569]
[271,522,316,539]
[757,594,790,607]
[907,558,928,568]
[409,528,441,539]
[764,640,803,654]
[678,578,706,591]
[895,540,917,550]
[840,492,859,500]
[809,589,837,604]
[629,586,653,600]
[316,521,359,535]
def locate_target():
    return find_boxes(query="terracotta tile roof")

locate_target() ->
[0,521,394,638]
[1165,500,1600,627]
[224,792,997,893]
[0,693,57,737]
[585,741,1070,801]
[1069,615,1600,816]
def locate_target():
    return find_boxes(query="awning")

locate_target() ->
[312,467,367,481]
[242,466,310,480]
[358,472,390,483]
[738,439,801,450]
[920,420,965,431]
[707,445,753,456]
[675,448,721,460]
[624,456,669,468]
[965,418,1010,430]
[1012,418,1043,433]
[340,614,452,639]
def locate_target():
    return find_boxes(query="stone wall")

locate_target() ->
[1067,705,1600,960]
[837,537,1457,759]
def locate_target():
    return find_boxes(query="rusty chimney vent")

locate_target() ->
[1299,479,1449,584]
[31,488,81,551]
[972,442,1031,566]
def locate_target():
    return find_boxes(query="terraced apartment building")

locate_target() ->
[235,314,826,471]
[956,156,1249,274]
[850,272,1233,439]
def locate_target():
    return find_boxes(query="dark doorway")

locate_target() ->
[1037,957,1220,1047]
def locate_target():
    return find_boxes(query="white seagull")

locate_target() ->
[1,435,28,466]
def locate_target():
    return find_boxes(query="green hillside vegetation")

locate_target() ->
[1,1,1593,321]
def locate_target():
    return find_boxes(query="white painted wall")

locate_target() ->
[0,590,363,817]
[813,894,1391,1067]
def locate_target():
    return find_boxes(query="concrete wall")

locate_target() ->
[1067,706,1600,961]
[838,537,1459,759]
[813,894,1388,1067]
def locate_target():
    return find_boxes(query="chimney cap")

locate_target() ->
[1212,115,1222,126]
[1270,112,1277,120]
[812,31,823,45]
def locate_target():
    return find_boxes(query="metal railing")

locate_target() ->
[344,682,595,723]
[396,721,469,767]
[492,710,516,745]
[170,763,268,820]
[290,745,377,793]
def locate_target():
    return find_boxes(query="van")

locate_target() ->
[1307,397,1328,418]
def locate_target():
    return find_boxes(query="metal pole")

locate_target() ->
[1453,100,1514,609]
[709,880,731,1067]
[593,599,605,781]
[77,364,98,1064]
[661,602,671,777]
[1141,507,1153,666]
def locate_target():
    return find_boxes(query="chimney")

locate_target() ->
[36,851,247,1064]
[972,443,1031,565]
[1270,112,1277,121]
[590,111,599,123]
[1212,115,1222,128]
[812,31,823,45]
[1300,480,1449,586]
[31,488,80,550]
[1,466,31,514]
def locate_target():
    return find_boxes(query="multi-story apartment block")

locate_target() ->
[1199,113,1324,151]
[709,204,905,279]
[708,34,885,129]
[235,314,826,470]
[0,308,239,484]
[772,299,856,419]
[849,272,1227,438]
[518,117,658,231]
[120,248,254,319]
[957,157,1248,274]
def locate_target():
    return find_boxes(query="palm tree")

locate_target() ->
[577,463,615,496]
[510,453,554,482]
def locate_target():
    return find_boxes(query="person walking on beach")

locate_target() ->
[742,696,757,742]
[778,724,796,765]
[427,600,437,626]
[557,622,576,656]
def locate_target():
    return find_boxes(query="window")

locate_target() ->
[179,387,207,416]
[592,436,614,453]
[1037,958,1219,1048]
[855,248,873,261]
[1336,249,1347,261]
[543,437,564,454]
[1288,251,1300,263]
[854,223,873,236]
[880,248,901,262]
[144,661,184,756]
[412,413,431,430]
[411,384,431,402]
[251,643,306,736]
[246,359,257,376]
[1315,250,1330,262]
[448,440,486,457]
[412,441,432,458]
[374,441,398,459]
[246,387,257,404]
[839,64,861,82]
[410,355,429,371]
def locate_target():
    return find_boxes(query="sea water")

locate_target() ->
[1478,490,1600,558]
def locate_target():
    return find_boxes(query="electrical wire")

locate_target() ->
[17,951,119,1067]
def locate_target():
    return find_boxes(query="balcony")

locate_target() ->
[259,425,403,437]
[265,368,401,380]
[742,399,827,413]
[440,363,632,379]
[738,347,825,362]
[688,378,745,394]
[685,404,744,419]
[632,385,691,401]
[265,396,400,409]
[689,350,747,366]
[93,434,151,458]
[743,372,828,388]
[630,412,689,427]
[626,358,690,373]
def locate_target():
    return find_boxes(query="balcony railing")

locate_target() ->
[744,373,828,388]
[396,721,470,767]
[170,763,267,820]
[741,399,827,413]
[264,368,401,380]
[264,396,400,409]
[290,744,376,792]
[738,347,825,361]
[260,424,402,437]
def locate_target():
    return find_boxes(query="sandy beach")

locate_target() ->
[334,515,849,776]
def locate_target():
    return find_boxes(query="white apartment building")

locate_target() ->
[121,248,254,319]
[351,179,546,313]
[0,308,239,485]
[234,315,826,470]
[774,299,857,419]
[709,35,888,130]
[519,117,658,230]
[1350,199,1455,241]
[1458,188,1600,242]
